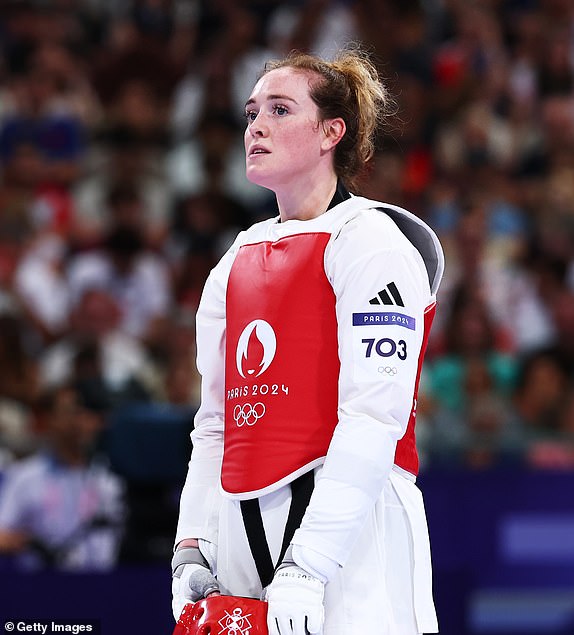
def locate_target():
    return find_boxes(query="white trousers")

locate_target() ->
[215,469,438,635]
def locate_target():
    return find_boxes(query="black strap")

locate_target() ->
[240,497,275,588]
[278,470,315,563]
[240,470,315,588]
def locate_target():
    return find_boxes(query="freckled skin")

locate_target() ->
[244,67,326,192]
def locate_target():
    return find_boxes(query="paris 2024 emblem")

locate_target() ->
[229,319,290,429]
[236,319,276,378]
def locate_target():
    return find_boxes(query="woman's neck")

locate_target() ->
[276,174,339,222]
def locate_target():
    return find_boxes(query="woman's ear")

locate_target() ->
[321,118,346,152]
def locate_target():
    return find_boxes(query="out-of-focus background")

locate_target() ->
[0,0,573,633]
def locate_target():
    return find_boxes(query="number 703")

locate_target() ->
[361,338,407,360]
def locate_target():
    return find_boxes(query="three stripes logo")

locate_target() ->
[369,282,404,307]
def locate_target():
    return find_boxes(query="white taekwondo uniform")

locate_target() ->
[175,192,444,634]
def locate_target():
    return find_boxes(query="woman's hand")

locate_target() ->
[171,541,220,620]
[265,563,325,635]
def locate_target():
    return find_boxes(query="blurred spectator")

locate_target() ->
[66,223,172,348]
[0,43,88,241]
[20,39,102,128]
[434,101,515,177]
[423,283,520,466]
[424,356,520,469]
[0,382,125,571]
[460,358,518,469]
[536,24,573,97]
[72,125,172,249]
[158,310,199,406]
[168,184,250,312]
[430,191,556,355]
[0,53,87,189]
[90,10,180,132]
[39,287,160,409]
[13,232,70,345]
[0,131,67,240]
[506,347,572,469]
[428,283,517,412]
[0,312,40,461]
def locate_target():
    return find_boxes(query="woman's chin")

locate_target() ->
[246,169,273,190]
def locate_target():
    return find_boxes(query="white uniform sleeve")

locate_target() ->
[174,238,241,547]
[291,210,433,574]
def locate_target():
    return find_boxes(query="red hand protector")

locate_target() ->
[173,595,268,635]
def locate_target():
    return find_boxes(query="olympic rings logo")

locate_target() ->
[378,366,398,376]
[233,402,266,427]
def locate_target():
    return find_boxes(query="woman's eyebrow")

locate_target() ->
[244,94,299,108]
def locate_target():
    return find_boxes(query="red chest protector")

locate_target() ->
[221,230,430,498]
[222,232,339,497]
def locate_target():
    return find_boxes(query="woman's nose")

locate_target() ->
[248,113,267,136]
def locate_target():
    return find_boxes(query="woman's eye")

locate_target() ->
[244,110,257,122]
[273,105,288,116]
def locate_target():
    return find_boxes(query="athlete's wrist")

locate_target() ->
[291,543,339,584]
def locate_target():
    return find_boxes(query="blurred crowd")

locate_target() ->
[0,0,573,571]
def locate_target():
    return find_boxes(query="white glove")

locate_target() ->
[171,546,219,621]
[266,563,325,635]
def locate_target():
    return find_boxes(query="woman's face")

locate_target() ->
[244,67,328,191]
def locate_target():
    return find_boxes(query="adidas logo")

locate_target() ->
[369,282,404,307]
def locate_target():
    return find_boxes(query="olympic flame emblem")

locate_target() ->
[236,320,276,379]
